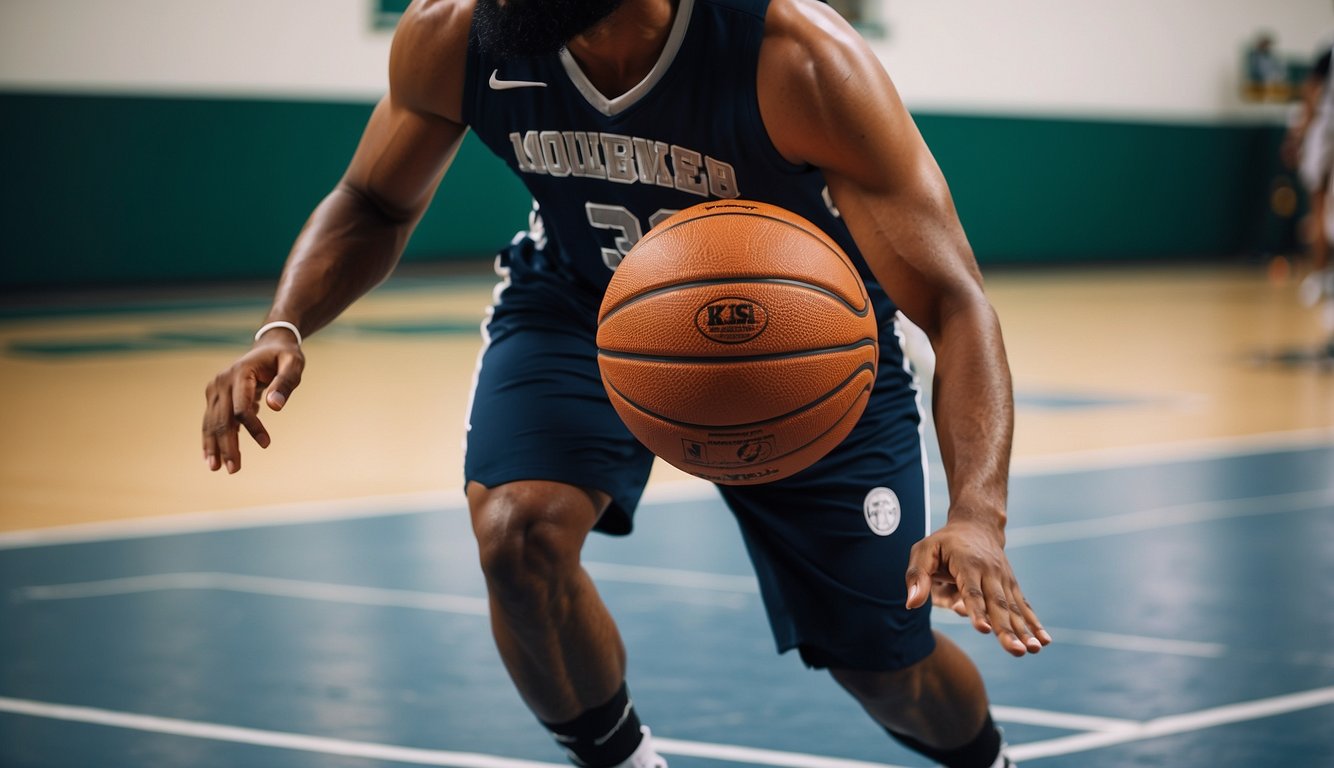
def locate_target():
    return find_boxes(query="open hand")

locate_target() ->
[202,336,304,473]
[905,518,1051,657]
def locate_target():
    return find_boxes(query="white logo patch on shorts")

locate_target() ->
[863,487,901,536]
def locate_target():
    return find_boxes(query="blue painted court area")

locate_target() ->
[2,442,1333,768]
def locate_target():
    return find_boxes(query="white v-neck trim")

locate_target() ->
[558,0,695,117]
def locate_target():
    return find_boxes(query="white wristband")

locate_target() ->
[254,321,303,346]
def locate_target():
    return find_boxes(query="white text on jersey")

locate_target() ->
[507,130,740,199]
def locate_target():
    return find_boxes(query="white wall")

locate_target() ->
[1,0,1331,119]
[0,0,393,100]
[874,0,1333,122]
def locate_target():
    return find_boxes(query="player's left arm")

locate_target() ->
[759,0,1050,656]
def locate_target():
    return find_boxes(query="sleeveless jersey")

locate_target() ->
[461,0,897,321]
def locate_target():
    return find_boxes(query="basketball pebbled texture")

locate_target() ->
[596,200,878,485]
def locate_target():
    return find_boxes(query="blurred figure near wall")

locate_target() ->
[1244,32,1290,102]
[1284,40,1334,317]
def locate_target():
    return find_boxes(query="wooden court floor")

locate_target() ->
[1,261,1331,533]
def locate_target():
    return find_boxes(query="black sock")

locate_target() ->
[541,683,644,768]
[886,713,1005,768]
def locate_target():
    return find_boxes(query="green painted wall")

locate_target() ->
[0,92,529,290]
[0,92,1289,290]
[916,114,1286,263]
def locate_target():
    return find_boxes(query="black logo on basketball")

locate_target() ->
[695,297,769,344]
[735,439,773,463]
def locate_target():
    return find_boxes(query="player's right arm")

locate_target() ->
[203,0,474,474]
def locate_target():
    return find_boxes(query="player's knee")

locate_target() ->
[829,664,924,712]
[469,482,593,597]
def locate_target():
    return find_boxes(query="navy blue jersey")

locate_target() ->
[461,0,897,321]
[462,0,934,668]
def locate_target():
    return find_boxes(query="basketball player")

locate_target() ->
[1288,42,1334,308]
[202,1,1051,766]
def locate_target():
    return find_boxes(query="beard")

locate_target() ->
[474,0,627,60]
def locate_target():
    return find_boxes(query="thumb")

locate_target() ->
[904,539,939,610]
[265,351,305,411]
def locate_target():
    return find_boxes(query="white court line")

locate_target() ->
[10,567,1146,737]
[10,569,748,613]
[0,696,913,768]
[10,571,1243,665]
[1026,627,1225,659]
[0,490,456,551]
[584,562,759,593]
[4,687,1333,768]
[1006,488,1334,548]
[0,696,566,768]
[6,482,1325,555]
[653,737,908,768]
[1008,427,1334,477]
[988,706,1136,733]
[933,613,1227,659]
[13,572,490,616]
[1008,686,1334,761]
[1,429,1329,551]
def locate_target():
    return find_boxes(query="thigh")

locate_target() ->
[719,316,934,670]
[464,275,656,536]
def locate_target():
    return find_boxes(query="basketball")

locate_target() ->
[596,200,878,485]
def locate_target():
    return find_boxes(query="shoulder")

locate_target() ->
[760,0,869,73]
[757,0,908,171]
[389,0,476,123]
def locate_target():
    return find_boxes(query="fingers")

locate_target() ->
[1012,581,1053,647]
[919,520,1053,657]
[904,539,940,610]
[979,575,1034,657]
[202,381,243,474]
[955,569,1050,657]
[264,350,305,411]
[202,346,302,473]
[956,574,993,637]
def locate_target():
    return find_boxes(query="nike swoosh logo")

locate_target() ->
[489,69,547,90]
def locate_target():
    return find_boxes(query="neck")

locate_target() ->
[565,0,679,98]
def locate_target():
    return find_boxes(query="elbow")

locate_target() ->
[925,284,999,350]
[335,179,422,227]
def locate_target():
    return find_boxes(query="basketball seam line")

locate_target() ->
[597,338,877,364]
[642,208,862,295]
[603,360,877,435]
[599,277,872,325]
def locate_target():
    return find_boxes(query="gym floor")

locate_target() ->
[2,262,1332,767]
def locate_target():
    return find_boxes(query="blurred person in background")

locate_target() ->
[1285,41,1334,311]
[1244,32,1288,102]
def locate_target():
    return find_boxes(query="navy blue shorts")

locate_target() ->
[465,239,935,671]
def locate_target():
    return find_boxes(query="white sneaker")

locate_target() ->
[611,726,667,768]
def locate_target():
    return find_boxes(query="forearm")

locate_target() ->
[264,182,419,337]
[929,298,1014,531]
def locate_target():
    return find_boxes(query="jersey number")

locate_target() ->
[585,203,677,270]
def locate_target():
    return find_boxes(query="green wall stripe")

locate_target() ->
[916,113,1287,263]
[0,92,529,290]
[0,92,1290,290]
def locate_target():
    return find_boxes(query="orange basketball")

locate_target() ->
[596,200,878,485]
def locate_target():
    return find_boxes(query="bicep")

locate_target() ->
[341,95,468,224]
[760,6,985,338]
